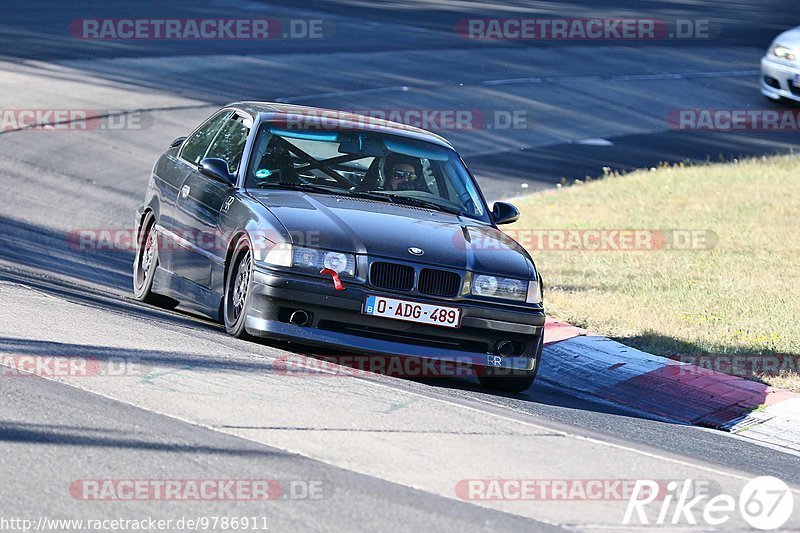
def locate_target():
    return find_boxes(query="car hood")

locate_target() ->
[773,26,800,49]
[249,190,534,278]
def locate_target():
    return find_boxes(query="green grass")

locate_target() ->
[511,155,800,391]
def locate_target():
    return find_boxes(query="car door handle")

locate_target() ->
[180,185,190,198]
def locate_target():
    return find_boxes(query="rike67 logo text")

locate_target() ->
[624,477,794,530]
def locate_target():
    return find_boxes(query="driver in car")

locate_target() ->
[385,156,424,191]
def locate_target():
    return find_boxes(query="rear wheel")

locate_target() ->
[478,334,543,393]
[224,238,254,338]
[133,211,177,308]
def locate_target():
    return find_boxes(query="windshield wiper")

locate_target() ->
[345,190,396,204]
[385,194,464,216]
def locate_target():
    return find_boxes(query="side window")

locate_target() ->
[205,115,251,174]
[180,111,231,166]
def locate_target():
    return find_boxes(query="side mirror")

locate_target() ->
[491,202,520,225]
[170,136,187,148]
[198,158,236,186]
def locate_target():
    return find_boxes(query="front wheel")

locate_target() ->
[224,238,254,338]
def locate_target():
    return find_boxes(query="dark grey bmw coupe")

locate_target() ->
[133,102,545,391]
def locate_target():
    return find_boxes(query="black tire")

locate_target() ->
[478,334,543,393]
[224,237,254,338]
[133,211,177,308]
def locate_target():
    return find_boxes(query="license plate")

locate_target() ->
[363,295,461,328]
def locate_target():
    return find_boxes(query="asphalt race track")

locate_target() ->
[1,1,799,530]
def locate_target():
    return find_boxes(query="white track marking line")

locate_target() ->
[276,85,410,103]
[344,376,800,491]
[483,69,759,86]
[575,138,614,146]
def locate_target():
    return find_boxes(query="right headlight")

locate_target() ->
[471,274,540,303]
[261,243,356,278]
[771,43,796,61]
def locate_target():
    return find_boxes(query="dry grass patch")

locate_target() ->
[512,155,800,391]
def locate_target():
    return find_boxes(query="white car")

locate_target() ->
[761,26,800,104]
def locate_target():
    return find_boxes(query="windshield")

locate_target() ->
[244,124,489,221]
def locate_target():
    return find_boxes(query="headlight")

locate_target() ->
[771,44,796,61]
[296,248,356,277]
[323,252,349,273]
[471,274,529,302]
[260,243,355,277]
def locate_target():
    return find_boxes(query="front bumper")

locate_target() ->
[244,267,545,372]
[760,57,800,102]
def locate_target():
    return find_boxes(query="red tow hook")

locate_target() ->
[319,268,345,291]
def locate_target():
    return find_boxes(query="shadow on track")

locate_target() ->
[0,214,132,293]
[0,420,291,457]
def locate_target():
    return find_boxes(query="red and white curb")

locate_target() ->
[540,318,800,453]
